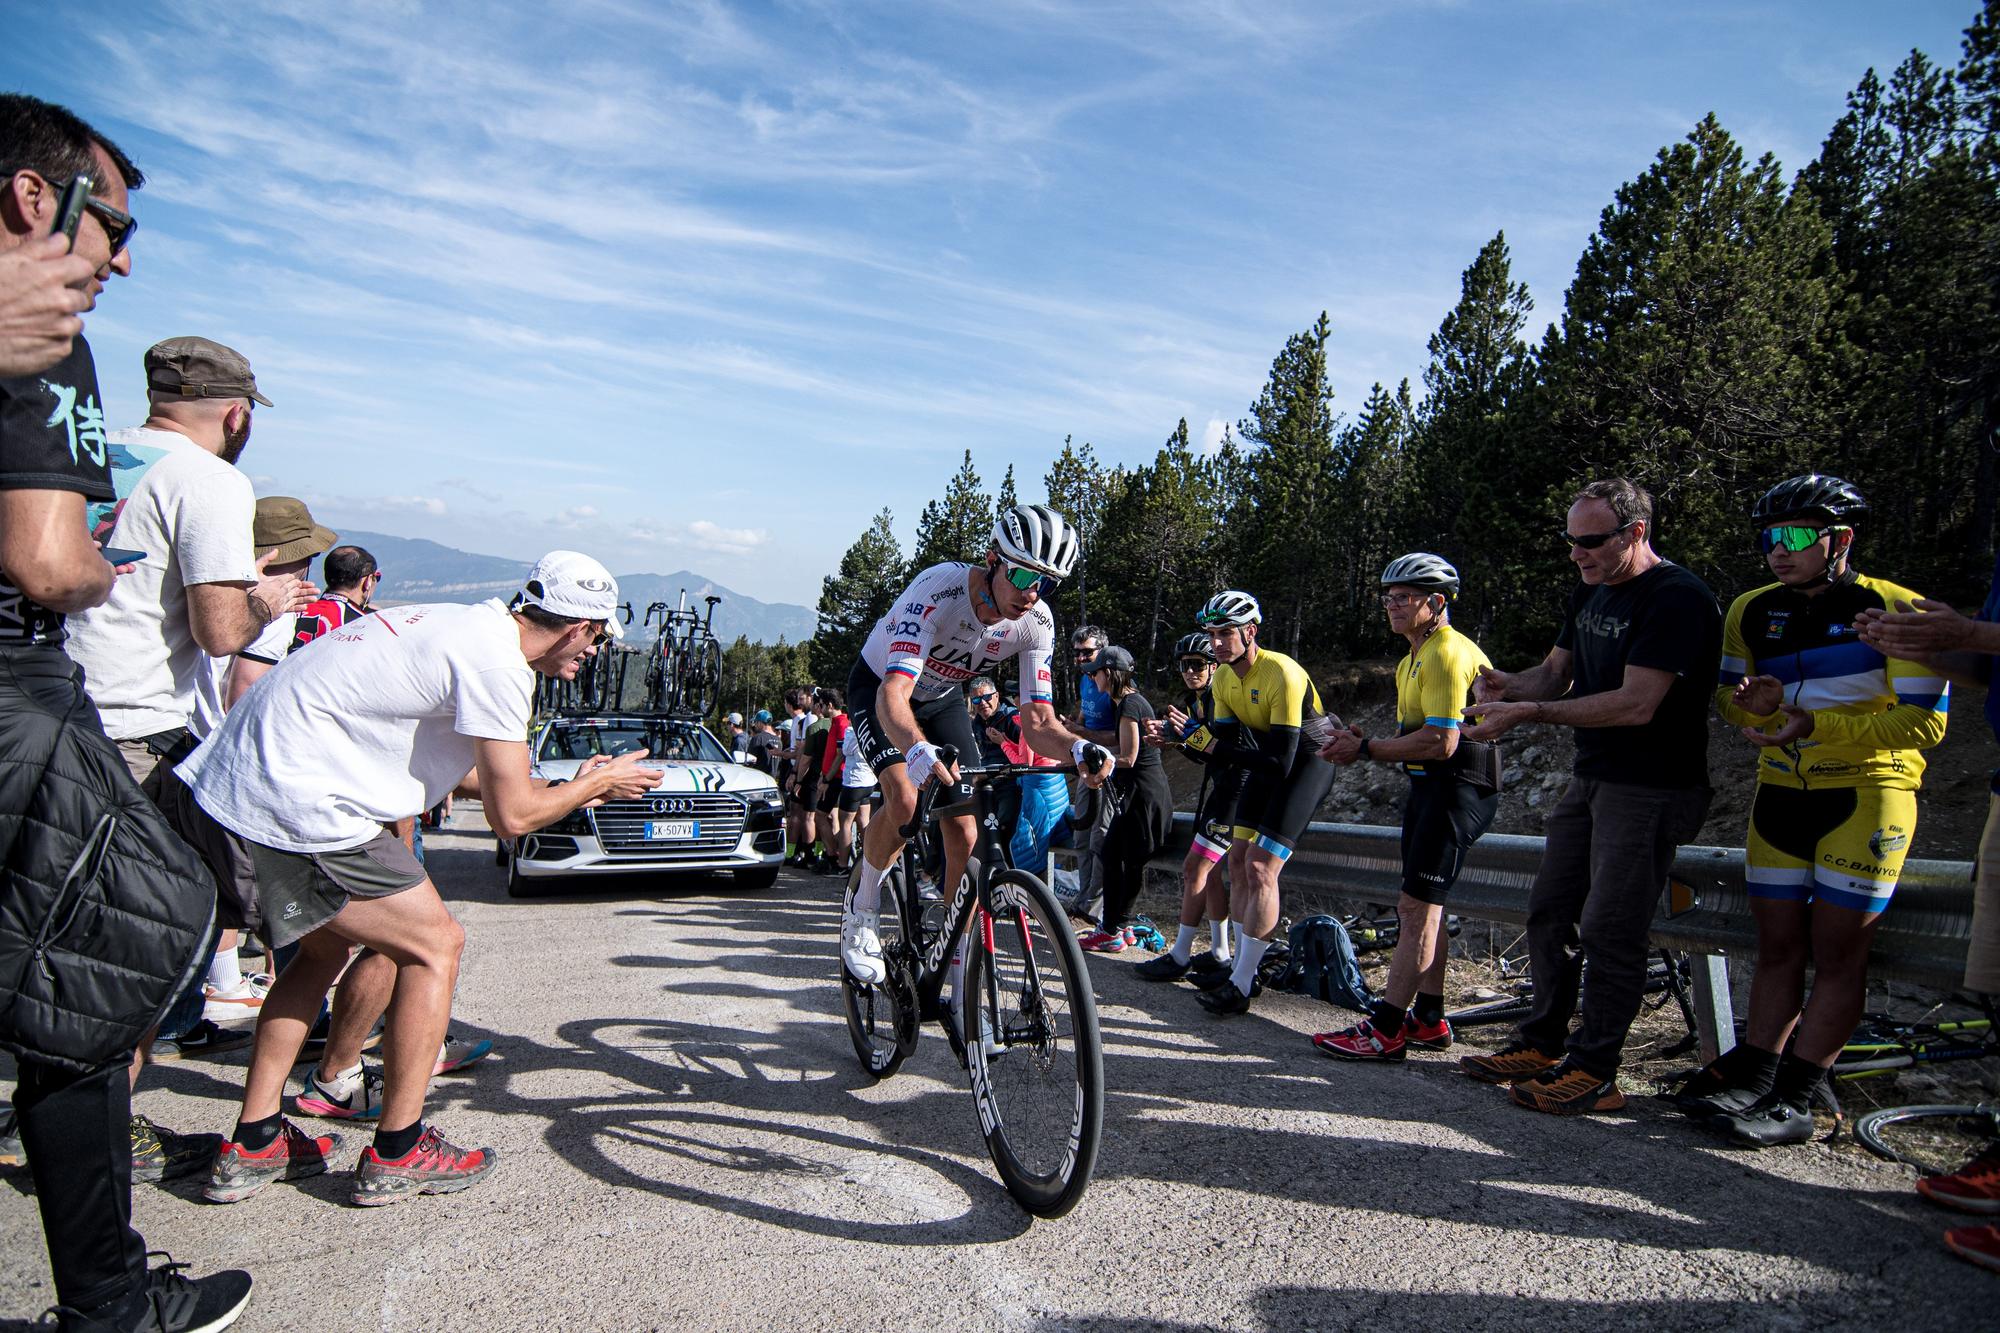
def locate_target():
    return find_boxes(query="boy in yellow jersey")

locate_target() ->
[1314,554,1500,1060]
[1677,475,1947,1147]
[1160,590,1335,1015]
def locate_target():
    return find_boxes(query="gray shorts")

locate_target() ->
[155,765,263,935]
[247,829,428,948]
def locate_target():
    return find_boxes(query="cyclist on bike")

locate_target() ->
[1161,590,1336,1015]
[1679,474,1948,1145]
[841,504,1113,985]
[1312,554,1500,1060]
[1136,630,1243,981]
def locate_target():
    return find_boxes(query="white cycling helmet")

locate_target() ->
[1195,590,1262,628]
[991,503,1080,579]
[1380,552,1460,597]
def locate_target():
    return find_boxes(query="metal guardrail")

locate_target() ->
[1134,813,1977,1062]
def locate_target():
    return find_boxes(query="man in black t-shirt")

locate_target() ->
[1457,477,1720,1115]
[0,93,253,1329]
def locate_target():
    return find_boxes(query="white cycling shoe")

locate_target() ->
[841,908,886,985]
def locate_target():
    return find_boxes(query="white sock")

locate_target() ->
[206,947,243,993]
[1210,919,1233,961]
[1229,931,1269,996]
[1171,924,1198,966]
[851,858,889,915]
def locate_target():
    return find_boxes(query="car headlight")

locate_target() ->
[748,788,784,810]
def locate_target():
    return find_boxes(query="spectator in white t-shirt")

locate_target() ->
[61,337,318,1167]
[183,551,663,1207]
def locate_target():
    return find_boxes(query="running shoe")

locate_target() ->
[1313,1020,1406,1061]
[60,1254,254,1333]
[131,1115,223,1184]
[1195,977,1261,1016]
[1404,1012,1454,1050]
[1510,1062,1627,1116]
[1945,1223,2000,1273]
[1458,1042,1560,1085]
[202,973,272,1022]
[1127,921,1168,952]
[1920,1142,2000,1215]
[294,1064,384,1121]
[1078,929,1127,953]
[150,1019,253,1062]
[1132,953,1191,982]
[351,1124,497,1206]
[434,1038,494,1075]
[0,1111,21,1168]
[841,907,886,984]
[204,1120,343,1203]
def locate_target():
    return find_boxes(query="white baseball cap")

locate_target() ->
[515,550,623,639]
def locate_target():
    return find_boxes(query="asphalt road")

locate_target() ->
[3,806,1991,1330]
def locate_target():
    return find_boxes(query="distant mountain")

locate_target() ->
[340,530,817,645]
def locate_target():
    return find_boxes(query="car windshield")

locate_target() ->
[537,719,732,763]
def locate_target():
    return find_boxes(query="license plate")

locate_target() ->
[645,820,698,840]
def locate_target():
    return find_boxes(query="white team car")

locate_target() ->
[499,713,785,897]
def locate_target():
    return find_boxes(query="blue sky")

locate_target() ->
[5,1,1977,607]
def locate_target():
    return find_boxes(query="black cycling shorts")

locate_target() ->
[847,659,978,807]
[1232,749,1335,860]
[837,783,878,813]
[1400,775,1499,906]
[815,777,840,814]
[1192,773,1243,859]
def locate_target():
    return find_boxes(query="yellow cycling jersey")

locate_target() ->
[1395,624,1491,777]
[1211,647,1321,734]
[1715,572,1948,791]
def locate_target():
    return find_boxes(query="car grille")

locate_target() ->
[591,793,747,858]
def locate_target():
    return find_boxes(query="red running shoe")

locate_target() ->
[1078,929,1127,953]
[1944,1223,2000,1273]
[1403,1012,1454,1050]
[204,1119,344,1203]
[351,1124,498,1206]
[1920,1142,2000,1215]
[1313,1020,1406,1061]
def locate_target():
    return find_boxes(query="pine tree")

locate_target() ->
[1537,114,1849,594]
[997,464,1018,511]
[1044,436,1109,628]
[907,450,994,575]
[811,508,904,681]
[1234,312,1339,654]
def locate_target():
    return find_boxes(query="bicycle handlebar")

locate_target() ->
[895,745,1106,839]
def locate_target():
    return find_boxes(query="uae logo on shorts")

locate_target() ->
[1869,826,1908,859]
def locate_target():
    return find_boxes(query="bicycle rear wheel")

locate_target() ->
[1446,994,1534,1028]
[963,868,1103,1218]
[841,861,917,1078]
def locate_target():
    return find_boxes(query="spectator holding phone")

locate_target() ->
[0,91,254,1332]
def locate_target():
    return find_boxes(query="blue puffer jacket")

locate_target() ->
[0,646,214,1072]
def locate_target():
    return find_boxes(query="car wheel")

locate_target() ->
[734,865,781,890]
[493,839,509,867]
[506,850,551,899]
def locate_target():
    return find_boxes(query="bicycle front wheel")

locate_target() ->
[963,868,1103,1218]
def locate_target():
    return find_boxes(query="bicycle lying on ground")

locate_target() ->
[1445,949,1701,1056]
[839,748,1105,1218]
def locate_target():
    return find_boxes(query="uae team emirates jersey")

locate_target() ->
[860,562,1055,704]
